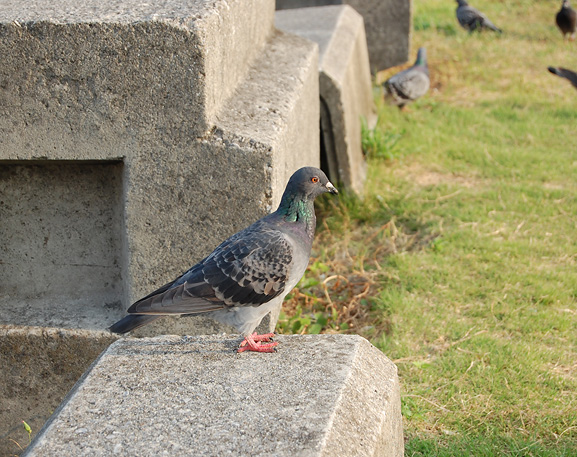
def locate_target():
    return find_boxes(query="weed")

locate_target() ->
[361,116,404,160]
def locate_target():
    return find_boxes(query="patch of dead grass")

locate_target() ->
[281,217,437,337]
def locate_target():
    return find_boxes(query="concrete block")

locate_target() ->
[0,1,319,335]
[275,0,412,71]
[0,326,118,457]
[24,335,404,456]
[0,0,274,139]
[276,5,375,194]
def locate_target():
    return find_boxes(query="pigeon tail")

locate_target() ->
[484,20,502,33]
[548,66,577,89]
[109,314,162,334]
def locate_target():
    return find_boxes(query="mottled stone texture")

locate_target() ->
[276,0,412,71]
[24,335,403,457]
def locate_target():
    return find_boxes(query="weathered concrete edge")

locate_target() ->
[214,29,321,212]
[20,332,119,457]
[322,6,372,193]
[320,337,403,456]
[23,335,403,456]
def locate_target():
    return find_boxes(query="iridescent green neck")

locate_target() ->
[277,194,316,237]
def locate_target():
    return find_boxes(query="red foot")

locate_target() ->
[237,332,278,353]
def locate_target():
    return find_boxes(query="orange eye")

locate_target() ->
[311,176,319,183]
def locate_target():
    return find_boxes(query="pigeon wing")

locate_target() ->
[127,226,291,315]
[394,70,430,101]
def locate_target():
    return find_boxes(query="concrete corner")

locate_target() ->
[24,334,403,456]
[276,5,374,193]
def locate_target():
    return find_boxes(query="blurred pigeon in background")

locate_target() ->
[548,66,577,90]
[109,167,338,353]
[383,47,430,109]
[456,0,502,33]
[556,0,577,40]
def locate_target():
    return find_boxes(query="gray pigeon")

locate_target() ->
[548,66,577,90]
[383,47,430,109]
[556,0,577,40]
[456,0,502,33]
[109,167,338,352]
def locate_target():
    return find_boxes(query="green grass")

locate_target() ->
[280,0,577,455]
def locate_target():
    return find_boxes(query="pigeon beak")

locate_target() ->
[326,181,339,195]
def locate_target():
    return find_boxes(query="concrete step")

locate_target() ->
[276,5,375,194]
[275,0,412,71]
[23,335,403,456]
[0,0,274,142]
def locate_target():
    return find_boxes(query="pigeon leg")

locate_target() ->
[237,332,278,353]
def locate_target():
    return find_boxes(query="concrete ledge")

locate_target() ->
[0,0,273,140]
[276,5,374,193]
[0,326,118,456]
[24,335,403,456]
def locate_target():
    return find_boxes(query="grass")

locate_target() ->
[279,0,577,455]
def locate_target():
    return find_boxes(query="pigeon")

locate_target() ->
[548,66,577,90]
[382,47,430,109]
[456,0,502,33]
[556,0,577,40]
[109,167,338,353]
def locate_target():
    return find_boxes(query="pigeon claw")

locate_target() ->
[237,332,278,353]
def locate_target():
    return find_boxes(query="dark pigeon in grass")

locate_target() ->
[109,167,338,353]
[556,0,577,40]
[383,47,430,109]
[548,66,577,90]
[456,0,502,33]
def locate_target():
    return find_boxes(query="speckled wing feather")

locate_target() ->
[457,6,482,29]
[458,5,501,32]
[387,70,430,103]
[127,222,291,315]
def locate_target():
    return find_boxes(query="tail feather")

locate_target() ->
[483,19,502,33]
[548,66,577,89]
[109,314,163,334]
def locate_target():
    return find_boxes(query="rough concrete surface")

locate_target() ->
[0,326,118,457]
[24,335,403,457]
[275,0,412,71]
[0,162,126,329]
[0,0,320,335]
[0,0,274,137]
[276,5,375,194]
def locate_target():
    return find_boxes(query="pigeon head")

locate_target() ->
[284,167,338,201]
[275,167,337,236]
[456,0,469,6]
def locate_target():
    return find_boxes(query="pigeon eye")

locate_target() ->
[311,176,319,183]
